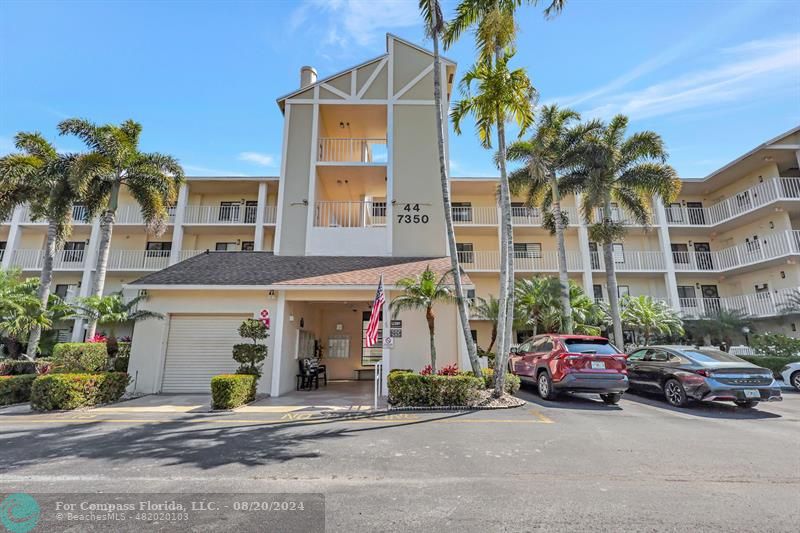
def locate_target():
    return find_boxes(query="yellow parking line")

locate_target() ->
[528,409,555,424]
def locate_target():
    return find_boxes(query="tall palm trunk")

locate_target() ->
[26,220,58,356]
[431,29,481,376]
[550,175,572,333]
[426,306,436,371]
[603,198,623,347]
[487,325,497,353]
[86,180,120,339]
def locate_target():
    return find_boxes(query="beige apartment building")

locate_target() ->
[2,34,799,396]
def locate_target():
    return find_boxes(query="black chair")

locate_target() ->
[296,359,327,391]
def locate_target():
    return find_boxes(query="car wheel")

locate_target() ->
[664,379,688,407]
[538,372,557,401]
[734,400,759,408]
[791,371,800,391]
[600,393,622,405]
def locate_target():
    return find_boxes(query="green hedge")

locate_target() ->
[738,355,800,378]
[482,368,521,395]
[211,374,257,409]
[30,373,129,411]
[388,372,484,407]
[0,359,52,376]
[52,343,108,372]
[0,374,37,405]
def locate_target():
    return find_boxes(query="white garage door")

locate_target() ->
[161,315,249,393]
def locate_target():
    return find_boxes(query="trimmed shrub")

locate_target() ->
[211,374,257,409]
[482,368,521,395]
[0,374,37,405]
[388,369,413,375]
[51,343,108,373]
[750,333,800,359]
[388,372,483,407]
[739,355,800,378]
[232,319,269,376]
[0,359,52,376]
[30,373,129,411]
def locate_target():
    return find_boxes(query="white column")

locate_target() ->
[1,206,23,270]
[254,181,268,251]
[653,196,681,312]
[169,184,189,265]
[269,291,286,397]
[71,219,102,341]
[575,194,594,295]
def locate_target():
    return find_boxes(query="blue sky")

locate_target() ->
[1,0,798,180]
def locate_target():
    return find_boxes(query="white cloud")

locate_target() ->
[579,34,800,121]
[238,152,277,167]
[290,0,419,49]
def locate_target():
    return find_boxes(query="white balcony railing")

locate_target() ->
[590,250,666,271]
[592,207,654,226]
[680,286,800,319]
[19,204,91,225]
[174,249,206,262]
[263,205,277,224]
[452,206,498,225]
[317,138,387,163]
[183,204,259,224]
[314,201,386,228]
[672,230,800,273]
[456,250,583,271]
[10,249,86,270]
[666,177,800,227]
[512,206,578,226]
[106,250,171,270]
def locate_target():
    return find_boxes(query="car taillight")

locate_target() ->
[693,369,713,377]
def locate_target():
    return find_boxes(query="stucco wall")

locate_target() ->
[278,104,314,255]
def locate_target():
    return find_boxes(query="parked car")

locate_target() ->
[780,361,800,391]
[508,334,628,404]
[625,345,782,408]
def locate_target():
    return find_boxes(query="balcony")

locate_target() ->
[19,205,92,225]
[452,206,498,225]
[672,230,800,273]
[449,205,579,226]
[10,249,86,270]
[313,201,386,228]
[317,138,387,164]
[183,204,259,225]
[666,177,800,227]
[456,250,583,271]
[589,250,666,272]
[106,250,171,271]
[513,206,578,226]
[679,286,800,319]
[592,206,654,226]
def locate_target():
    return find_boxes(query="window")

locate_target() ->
[666,203,682,223]
[563,338,619,355]
[755,283,770,300]
[513,243,542,259]
[451,202,472,222]
[648,350,669,362]
[456,242,474,263]
[241,241,255,251]
[215,242,237,251]
[593,284,603,302]
[63,241,85,262]
[72,204,88,222]
[610,202,621,222]
[589,242,600,269]
[627,349,648,361]
[371,200,387,218]
[679,348,748,364]
[677,286,696,305]
[361,310,382,366]
[145,241,172,257]
[218,201,240,222]
[618,285,630,298]
[538,338,553,353]
[612,243,625,263]
[54,284,70,299]
[745,235,760,253]
[244,201,258,223]
[671,243,689,264]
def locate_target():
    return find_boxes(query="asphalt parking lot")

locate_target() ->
[1,387,798,532]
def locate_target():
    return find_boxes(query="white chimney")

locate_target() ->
[300,66,317,88]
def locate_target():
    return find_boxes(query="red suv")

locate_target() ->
[509,334,629,404]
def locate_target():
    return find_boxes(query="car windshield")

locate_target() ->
[680,349,747,364]
[563,339,619,354]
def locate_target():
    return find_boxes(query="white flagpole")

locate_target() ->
[380,273,390,398]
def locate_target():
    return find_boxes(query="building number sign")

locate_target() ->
[397,203,429,224]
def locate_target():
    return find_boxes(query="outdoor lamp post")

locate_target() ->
[742,326,751,346]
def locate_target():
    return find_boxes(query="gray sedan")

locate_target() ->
[625,345,782,408]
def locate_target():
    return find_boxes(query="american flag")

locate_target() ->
[365,275,385,347]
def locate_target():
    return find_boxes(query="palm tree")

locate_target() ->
[71,291,163,356]
[514,277,559,336]
[0,132,82,356]
[620,295,684,346]
[58,118,184,338]
[685,309,751,347]
[563,115,680,347]
[419,0,482,377]
[507,105,601,333]
[471,294,526,353]
[451,52,534,396]
[567,281,608,336]
[515,277,608,336]
[391,266,456,371]
[446,0,565,397]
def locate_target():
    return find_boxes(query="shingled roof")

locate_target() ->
[130,252,471,288]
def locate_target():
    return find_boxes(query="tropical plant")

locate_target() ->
[419,0,481,377]
[507,105,601,333]
[779,289,800,314]
[0,132,82,356]
[71,291,163,355]
[471,294,525,352]
[0,269,71,358]
[619,295,684,346]
[562,115,680,346]
[391,266,456,371]
[684,309,752,347]
[58,118,184,338]
[232,318,269,377]
[446,0,565,397]
[515,277,607,336]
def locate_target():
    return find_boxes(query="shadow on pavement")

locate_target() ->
[623,390,783,420]
[0,409,474,474]
[515,384,623,411]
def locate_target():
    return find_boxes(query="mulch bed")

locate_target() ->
[388,391,526,411]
